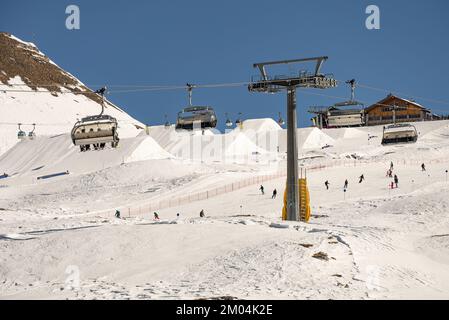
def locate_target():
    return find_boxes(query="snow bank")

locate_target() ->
[240,118,282,132]
[0,133,170,178]
[343,128,367,139]
[224,132,268,157]
[301,128,335,149]
[124,136,173,163]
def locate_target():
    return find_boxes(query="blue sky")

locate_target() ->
[2,0,449,129]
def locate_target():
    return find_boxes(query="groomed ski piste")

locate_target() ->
[1,117,449,300]
[1,33,449,300]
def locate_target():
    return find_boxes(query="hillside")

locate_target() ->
[0,32,144,155]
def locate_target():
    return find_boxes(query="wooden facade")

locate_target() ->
[365,94,431,126]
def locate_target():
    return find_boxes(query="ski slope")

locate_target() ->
[1,118,449,300]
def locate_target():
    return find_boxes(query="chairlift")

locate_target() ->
[28,123,36,139]
[225,113,233,128]
[17,123,26,140]
[235,112,243,127]
[164,114,171,128]
[176,83,217,130]
[278,112,285,126]
[71,87,120,152]
[381,123,418,145]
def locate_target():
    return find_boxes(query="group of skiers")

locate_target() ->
[112,162,431,221]
[323,162,428,192]
[115,209,206,220]
[259,185,277,199]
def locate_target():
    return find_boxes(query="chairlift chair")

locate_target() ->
[17,123,26,140]
[175,84,218,130]
[381,123,418,145]
[235,112,243,128]
[28,123,36,140]
[225,113,233,128]
[278,112,285,126]
[164,115,171,128]
[71,87,120,151]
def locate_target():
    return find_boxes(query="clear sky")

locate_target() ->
[2,0,449,129]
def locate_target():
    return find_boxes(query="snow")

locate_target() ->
[124,135,173,163]
[2,34,449,299]
[240,118,282,132]
[8,34,37,49]
[1,118,449,299]
[301,128,335,149]
[0,78,144,157]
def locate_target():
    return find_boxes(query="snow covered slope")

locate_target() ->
[0,32,144,155]
[0,132,172,180]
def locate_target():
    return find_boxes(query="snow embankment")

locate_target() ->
[0,132,171,179]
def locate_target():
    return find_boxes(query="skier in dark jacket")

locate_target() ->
[359,174,365,184]
[325,180,330,190]
[344,179,349,190]
[259,185,265,195]
[200,209,205,218]
[154,212,160,220]
[394,175,399,188]
[421,163,426,172]
[115,210,121,219]
[272,189,277,199]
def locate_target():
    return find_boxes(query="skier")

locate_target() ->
[272,189,277,199]
[421,163,426,172]
[95,86,107,96]
[325,180,330,190]
[386,169,391,178]
[359,174,365,184]
[394,175,399,188]
[344,179,349,190]
[176,213,180,219]
[153,212,160,221]
[390,161,394,171]
[259,185,265,195]
[200,209,205,218]
[115,210,121,219]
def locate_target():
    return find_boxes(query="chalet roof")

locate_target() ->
[365,94,430,113]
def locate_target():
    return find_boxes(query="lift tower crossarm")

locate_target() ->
[253,56,329,78]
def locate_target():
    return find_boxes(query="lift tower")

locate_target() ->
[248,57,337,221]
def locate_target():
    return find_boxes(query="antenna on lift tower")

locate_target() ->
[249,57,337,222]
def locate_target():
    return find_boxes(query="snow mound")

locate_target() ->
[301,128,335,149]
[0,133,170,178]
[225,132,269,156]
[241,118,282,132]
[124,136,174,163]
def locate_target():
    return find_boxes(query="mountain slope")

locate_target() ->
[0,32,144,155]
